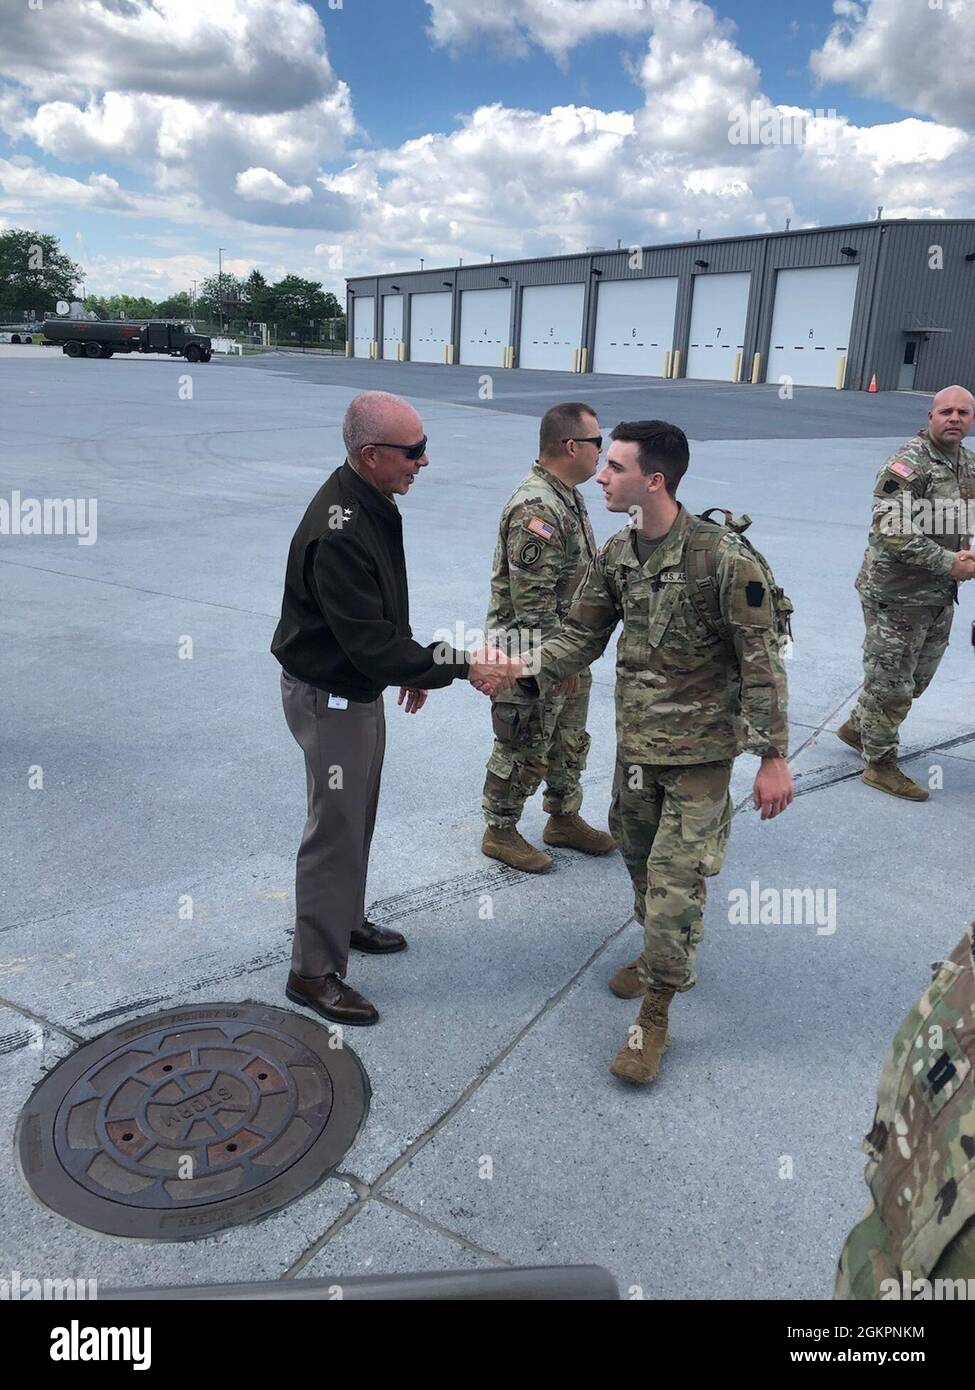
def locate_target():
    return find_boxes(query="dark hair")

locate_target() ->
[610,420,689,496]
[539,401,596,458]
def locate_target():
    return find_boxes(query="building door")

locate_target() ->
[459,288,511,367]
[766,265,859,388]
[381,295,404,359]
[685,272,751,381]
[409,291,452,363]
[592,278,678,377]
[353,297,375,357]
[518,284,585,371]
[898,338,920,391]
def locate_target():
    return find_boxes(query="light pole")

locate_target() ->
[218,248,226,332]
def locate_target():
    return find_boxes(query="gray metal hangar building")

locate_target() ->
[345,218,975,392]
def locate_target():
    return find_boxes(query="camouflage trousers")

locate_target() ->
[609,758,733,993]
[482,670,592,828]
[850,601,954,764]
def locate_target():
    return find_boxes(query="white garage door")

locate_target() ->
[353,296,375,357]
[459,288,511,367]
[519,284,584,371]
[593,278,678,377]
[381,294,404,359]
[410,291,452,363]
[766,266,859,387]
[685,272,751,381]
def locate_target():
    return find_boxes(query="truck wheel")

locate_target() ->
[184,344,202,363]
[85,342,102,358]
[99,345,113,358]
[202,349,212,362]
[65,341,82,358]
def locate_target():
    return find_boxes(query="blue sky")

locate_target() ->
[0,0,970,301]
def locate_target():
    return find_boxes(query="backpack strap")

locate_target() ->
[683,518,730,640]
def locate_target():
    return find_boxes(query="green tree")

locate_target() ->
[154,291,193,319]
[0,229,83,314]
[243,268,272,322]
[197,272,244,325]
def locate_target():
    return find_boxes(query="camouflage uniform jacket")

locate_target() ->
[485,461,597,706]
[523,504,789,764]
[835,923,975,1298]
[856,430,975,607]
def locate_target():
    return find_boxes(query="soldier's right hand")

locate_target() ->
[468,647,526,697]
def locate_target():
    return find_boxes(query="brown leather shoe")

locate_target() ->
[351,919,407,954]
[543,813,616,855]
[862,757,929,802]
[286,971,379,1026]
[610,987,674,1085]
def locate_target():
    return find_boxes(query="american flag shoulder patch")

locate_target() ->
[525,516,555,542]
[889,460,916,480]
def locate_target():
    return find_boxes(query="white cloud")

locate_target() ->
[2,0,337,112]
[811,0,975,129]
[236,168,313,204]
[425,0,656,61]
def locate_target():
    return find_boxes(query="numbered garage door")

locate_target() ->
[410,291,452,363]
[593,278,678,377]
[519,284,584,371]
[459,288,511,368]
[353,296,375,357]
[685,273,750,381]
[381,294,404,359]
[766,266,859,387]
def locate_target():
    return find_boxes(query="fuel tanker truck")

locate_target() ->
[42,318,212,362]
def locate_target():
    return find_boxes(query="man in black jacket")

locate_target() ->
[272,391,517,1025]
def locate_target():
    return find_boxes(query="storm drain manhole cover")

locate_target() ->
[16,1003,369,1240]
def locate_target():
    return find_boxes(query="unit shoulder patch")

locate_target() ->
[518,539,543,567]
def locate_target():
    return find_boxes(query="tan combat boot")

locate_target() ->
[608,959,644,999]
[481,824,553,873]
[543,812,615,855]
[836,719,862,753]
[610,987,674,1085]
[862,756,929,802]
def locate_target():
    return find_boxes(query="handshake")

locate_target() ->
[468,647,527,698]
[951,551,975,582]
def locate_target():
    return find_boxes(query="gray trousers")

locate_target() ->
[281,671,386,979]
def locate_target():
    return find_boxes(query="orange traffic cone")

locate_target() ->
[868,373,877,392]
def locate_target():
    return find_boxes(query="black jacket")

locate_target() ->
[271,461,470,701]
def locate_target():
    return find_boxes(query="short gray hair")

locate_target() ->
[342,391,411,463]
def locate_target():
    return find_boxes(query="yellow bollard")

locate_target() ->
[733,351,742,384]
[662,350,671,379]
[835,354,846,390]
[671,349,682,379]
[751,352,761,384]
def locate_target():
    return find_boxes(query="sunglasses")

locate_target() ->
[563,435,603,450]
[366,437,428,461]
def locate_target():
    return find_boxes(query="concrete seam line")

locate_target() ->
[0,555,280,619]
[285,912,636,1275]
[372,1194,513,1267]
[0,994,85,1045]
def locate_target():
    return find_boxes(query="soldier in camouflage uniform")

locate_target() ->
[482,402,615,873]
[515,420,794,1085]
[835,920,975,1298]
[838,385,975,800]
